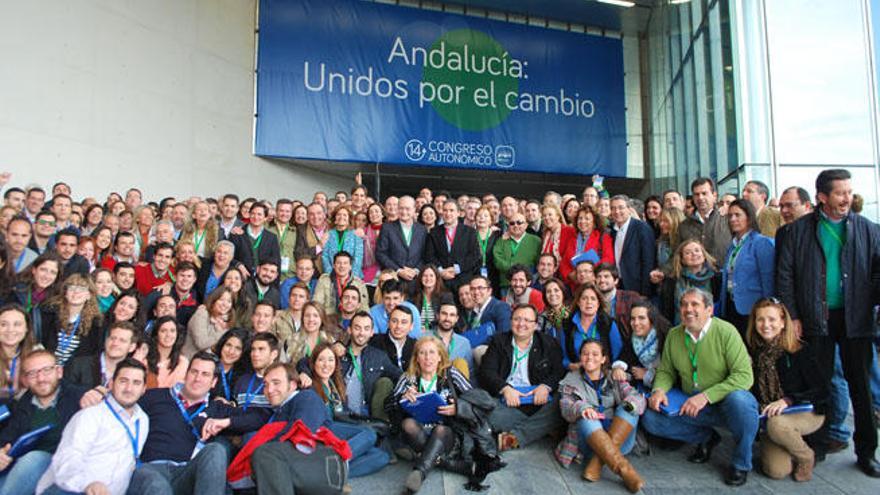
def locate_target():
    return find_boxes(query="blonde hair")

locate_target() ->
[746,298,802,353]
[659,207,686,248]
[406,336,452,378]
[541,204,565,228]
[669,239,717,280]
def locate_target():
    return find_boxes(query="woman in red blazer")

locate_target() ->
[541,204,577,284]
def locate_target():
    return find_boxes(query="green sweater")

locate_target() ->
[818,217,846,309]
[492,233,541,287]
[653,317,753,404]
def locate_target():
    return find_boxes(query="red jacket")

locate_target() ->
[227,420,352,484]
[574,229,615,267]
[134,263,174,296]
[543,226,577,284]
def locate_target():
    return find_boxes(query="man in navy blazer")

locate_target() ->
[610,195,656,296]
[464,275,512,335]
[424,200,480,291]
[376,196,427,284]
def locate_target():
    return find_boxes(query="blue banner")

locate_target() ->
[255,0,626,176]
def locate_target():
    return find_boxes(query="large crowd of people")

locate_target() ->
[0,168,877,495]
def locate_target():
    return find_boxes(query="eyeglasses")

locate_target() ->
[24,365,58,380]
[66,285,90,293]
[36,220,56,227]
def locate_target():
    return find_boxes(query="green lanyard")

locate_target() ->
[336,230,345,252]
[25,288,32,313]
[509,237,522,258]
[685,333,700,389]
[511,339,532,375]
[192,229,207,254]
[257,285,266,302]
[477,232,490,266]
[151,264,175,284]
[820,219,845,247]
[249,229,264,265]
[401,225,413,247]
[419,374,437,393]
[278,224,289,246]
[728,235,747,269]
[434,332,455,357]
[348,347,363,382]
[305,336,321,358]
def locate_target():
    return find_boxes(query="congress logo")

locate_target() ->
[404,139,427,161]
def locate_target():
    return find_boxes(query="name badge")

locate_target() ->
[281,256,291,273]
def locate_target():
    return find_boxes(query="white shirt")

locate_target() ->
[613,217,632,269]
[507,337,532,388]
[686,317,713,344]
[37,395,149,495]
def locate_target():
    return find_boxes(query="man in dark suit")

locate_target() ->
[54,228,90,277]
[376,196,427,286]
[424,200,480,291]
[610,195,655,297]
[230,202,280,276]
[66,322,138,391]
[464,275,512,335]
[369,305,417,370]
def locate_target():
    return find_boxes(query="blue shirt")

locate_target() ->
[369,302,423,338]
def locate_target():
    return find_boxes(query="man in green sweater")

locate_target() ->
[642,288,758,487]
[492,212,541,292]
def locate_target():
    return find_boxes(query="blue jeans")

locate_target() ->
[126,442,228,495]
[0,450,52,495]
[641,389,759,471]
[576,406,639,458]
[329,421,389,478]
[40,487,78,495]
[829,345,853,442]
[871,344,880,411]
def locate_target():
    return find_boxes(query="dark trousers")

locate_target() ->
[808,309,878,460]
[251,442,347,495]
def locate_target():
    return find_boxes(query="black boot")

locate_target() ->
[688,430,721,464]
[405,435,448,493]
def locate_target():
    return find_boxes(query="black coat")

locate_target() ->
[39,308,103,365]
[64,353,104,389]
[369,333,415,370]
[750,343,829,414]
[424,223,481,290]
[776,210,880,338]
[62,254,90,277]
[230,228,281,275]
[477,331,565,409]
[0,382,86,447]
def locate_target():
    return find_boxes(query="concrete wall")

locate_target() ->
[0,0,352,202]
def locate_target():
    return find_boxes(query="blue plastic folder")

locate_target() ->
[760,403,813,420]
[8,424,53,458]
[501,386,554,406]
[400,392,447,424]
[461,322,496,348]
[655,388,691,417]
[0,405,9,422]
[570,249,600,268]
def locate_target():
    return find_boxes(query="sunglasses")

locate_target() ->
[509,221,526,226]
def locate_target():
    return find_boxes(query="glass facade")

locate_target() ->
[646,0,880,220]
[645,0,739,195]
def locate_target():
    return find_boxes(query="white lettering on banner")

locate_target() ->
[405,139,515,169]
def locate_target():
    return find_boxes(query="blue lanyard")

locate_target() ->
[7,355,18,396]
[584,373,606,414]
[170,391,207,442]
[58,315,82,356]
[14,251,26,272]
[635,331,658,363]
[242,374,264,411]
[220,368,233,401]
[104,399,141,467]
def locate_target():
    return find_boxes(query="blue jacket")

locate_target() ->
[321,229,364,279]
[467,298,511,335]
[720,231,775,316]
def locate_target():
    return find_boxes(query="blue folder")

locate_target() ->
[8,424,54,458]
[654,388,691,417]
[400,392,447,424]
[570,249,600,268]
[0,405,9,422]
[759,403,814,420]
[501,386,554,406]
[461,322,496,348]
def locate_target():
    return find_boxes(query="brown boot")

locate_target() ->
[584,428,645,493]
[583,416,635,481]
[793,451,815,482]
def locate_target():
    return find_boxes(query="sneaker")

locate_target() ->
[497,432,519,452]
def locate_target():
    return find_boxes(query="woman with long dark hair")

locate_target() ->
[145,315,188,389]
[560,283,622,370]
[0,304,38,404]
[210,328,251,402]
[309,342,390,478]
[409,265,448,329]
